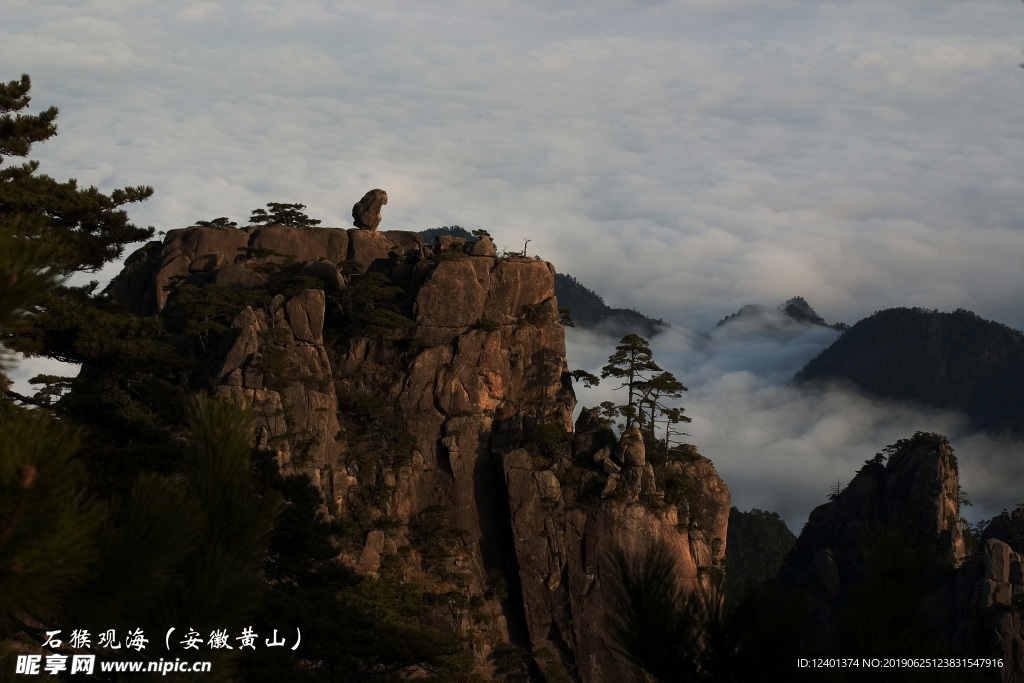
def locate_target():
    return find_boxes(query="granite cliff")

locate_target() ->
[779,432,1024,682]
[110,224,730,681]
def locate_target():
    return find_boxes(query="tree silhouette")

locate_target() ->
[636,370,690,446]
[601,334,663,428]
[249,202,321,227]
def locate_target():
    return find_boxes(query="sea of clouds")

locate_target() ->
[6,0,1024,531]
[567,306,1024,532]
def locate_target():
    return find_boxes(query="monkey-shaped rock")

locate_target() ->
[352,189,388,230]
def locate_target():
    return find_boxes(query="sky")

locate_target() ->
[4,0,1024,531]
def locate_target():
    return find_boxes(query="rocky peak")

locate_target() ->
[781,433,964,610]
[780,432,1024,677]
[715,296,847,331]
[110,224,731,681]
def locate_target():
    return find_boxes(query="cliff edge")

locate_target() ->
[779,432,1024,682]
[110,224,730,681]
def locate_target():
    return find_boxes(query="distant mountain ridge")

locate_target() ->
[716,296,848,331]
[795,307,1024,434]
[420,226,667,337]
[553,273,666,338]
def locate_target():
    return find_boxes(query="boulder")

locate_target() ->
[469,236,497,257]
[617,425,645,467]
[249,225,349,263]
[352,189,387,230]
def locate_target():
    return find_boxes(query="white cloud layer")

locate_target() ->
[569,318,1024,533]
[5,0,1024,531]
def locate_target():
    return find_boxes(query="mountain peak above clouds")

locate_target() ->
[795,307,1024,434]
[715,296,848,333]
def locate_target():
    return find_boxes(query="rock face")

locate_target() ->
[503,418,729,683]
[780,433,964,622]
[780,432,1024,681]
[956,512,1024,682]
[352,188,388,230]
[110,224,730,681]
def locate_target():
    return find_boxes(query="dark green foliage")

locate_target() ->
[163,283,270,352]
[249,202,321,227]
[829,525,983,682]
[0,405,103,628]
[419,226,473,243]
[636,371,690,444]
[409,506,467,578]
[608,541,830,683]
[0,74,154,276]
[329,573,474,682]
[489,643,532,682]
[0,77,279,680]
[436,240,467,260]
[1,74,181,495]
[241,450,359,681]
[961,516,989,560]
[596,400,620,427]
[795,307,1024,434]
[981,505,1024,554]
[601,333,662,428]
[725,508,796,595]
[553,273,665,337]
[558,307,574,327]
[526,422,572,456]
[0,216,61,391]
[405,335,435,354]
[240,245,292,262]
[568,369,599,388]
[662,468,699,512]
[271,274,328,299]
[334,390,417,516]
[10,283,192,494]
[353,395,392,419]
[883,431,956,473]
[518,302,550,326]
[0,75,57,157]
[476,317,501,332]
[338,272,416,337]
[1,394,280,679]
[608,542,704,681]
[68,395,276,635]
[854,452,887,479]
[191,216,237,228]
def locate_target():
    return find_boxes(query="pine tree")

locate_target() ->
[0,74,185,495]
[1,76,279,680]
[249,202,321,227]
[635,370,688,441]
[600,333,663,428]
[0,74,154,276]
[607,541,812,682]
[0,217,107,639]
